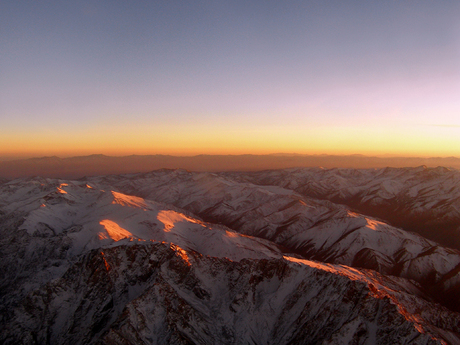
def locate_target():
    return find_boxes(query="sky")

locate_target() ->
[1,0,460,159]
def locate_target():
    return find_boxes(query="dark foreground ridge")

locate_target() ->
[2,242,458,344]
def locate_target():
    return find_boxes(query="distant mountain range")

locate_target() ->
[1,153,460,179]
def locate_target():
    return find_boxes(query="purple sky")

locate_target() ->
[1,1,459,158]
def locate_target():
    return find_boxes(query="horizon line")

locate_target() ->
[1,152,460,162]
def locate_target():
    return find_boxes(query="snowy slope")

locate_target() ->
[0,178,282,320]
[2,171,460,344]
[90,169,460,312]
[226,166,460,249]
[2,242,459,344]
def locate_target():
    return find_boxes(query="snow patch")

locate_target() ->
[99,219,134,241]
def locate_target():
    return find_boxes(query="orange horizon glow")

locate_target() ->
[0,144,458,161]
[3,2,459,166]
[1,119,459,159]
[0,148,458,160]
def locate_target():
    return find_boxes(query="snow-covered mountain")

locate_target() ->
[89,169,460,311]
[3,242,460,344]
[225,166,460,250]
[0,178,281,315]
[1,168,460,344]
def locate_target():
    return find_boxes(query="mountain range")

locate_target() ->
[1,154,460,179]
[1,166,460,344]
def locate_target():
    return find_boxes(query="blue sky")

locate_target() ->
[1,1,459,157]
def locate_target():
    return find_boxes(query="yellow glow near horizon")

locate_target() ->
[1,119,459,159]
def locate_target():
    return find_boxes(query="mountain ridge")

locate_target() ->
[4,241,458,344]
[2,168,460,343]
